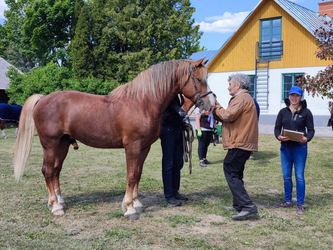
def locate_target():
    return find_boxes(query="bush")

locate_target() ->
[6,62,120,104]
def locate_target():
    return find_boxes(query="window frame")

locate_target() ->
[259,17,283,61]
[282,73,304,100]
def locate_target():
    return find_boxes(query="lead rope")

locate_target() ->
[182,115,195,174]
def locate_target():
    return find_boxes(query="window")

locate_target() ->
[248,75,256,97]
[260,17,282,60]
[282,73,304,100]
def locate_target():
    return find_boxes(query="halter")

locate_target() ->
[180,63,213,110]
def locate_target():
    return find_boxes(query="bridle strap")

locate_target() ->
[180,63,213,107]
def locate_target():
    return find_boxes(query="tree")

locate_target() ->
[300,20,333,112]
[69,0,202,83]
[2,0,36,71]
[69,3,94,79]
[4,0,203,99]
[0,24,6,56]
[22,0,74,66]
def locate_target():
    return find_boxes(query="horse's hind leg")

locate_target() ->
[0,120,7,139]
[42,138,70,215]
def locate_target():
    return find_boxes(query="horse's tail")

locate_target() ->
[14,94,43,181]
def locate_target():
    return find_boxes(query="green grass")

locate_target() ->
[1,127,333,249]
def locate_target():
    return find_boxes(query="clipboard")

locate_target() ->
[283,129,304,142]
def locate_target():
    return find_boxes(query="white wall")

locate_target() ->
[207,66,330,126]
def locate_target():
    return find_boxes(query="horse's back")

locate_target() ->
[34,91,109,126]
[33,91,123,147]
[33,90,160,148]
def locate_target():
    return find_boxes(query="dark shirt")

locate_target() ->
[274,99,315,146]
[162,95,185,127]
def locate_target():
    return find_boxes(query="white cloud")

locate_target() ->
[195,11,250,33]
[0,0,8,20]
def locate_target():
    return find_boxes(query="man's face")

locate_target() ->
[228,80,240,97]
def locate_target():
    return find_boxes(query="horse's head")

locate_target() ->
[180,58,215,112]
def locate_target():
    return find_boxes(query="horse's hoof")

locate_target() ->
[135,206,144,214]
[52,209,65,216]
[125,213,140,220]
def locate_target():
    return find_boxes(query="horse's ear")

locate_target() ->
[193,58,206,67]
[203,59,209,65]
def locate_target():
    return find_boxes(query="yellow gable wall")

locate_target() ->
[209,0,329,73]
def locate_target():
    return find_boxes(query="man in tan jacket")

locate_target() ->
[213,73,259,221]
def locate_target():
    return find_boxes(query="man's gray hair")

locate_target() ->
[228,73,251,90]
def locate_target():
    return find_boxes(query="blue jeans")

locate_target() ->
[160,126,184,199]
[280,145,307,205]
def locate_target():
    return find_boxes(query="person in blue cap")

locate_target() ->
[274,86,315,215]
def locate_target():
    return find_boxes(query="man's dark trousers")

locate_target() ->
[160,126,184,199]
[223,148,257,213]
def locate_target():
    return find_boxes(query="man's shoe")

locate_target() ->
[199,161,207,167]
[275,201,293,208]
[165,198,182,206]
[175,192,188,201]
[204,159,212,164]
[232,210,259,221]
[296,205,305,215]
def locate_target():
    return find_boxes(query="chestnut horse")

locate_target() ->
[13,58,215,219]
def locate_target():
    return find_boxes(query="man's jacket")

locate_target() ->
[214,90,258,152]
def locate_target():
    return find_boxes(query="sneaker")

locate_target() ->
[204,159,212,164]
[175,192,188,201]
[232,210,259,221]
[199,161,207,167]
[296,205,305,215]
[165,198,182,206]
[274,201,293,208]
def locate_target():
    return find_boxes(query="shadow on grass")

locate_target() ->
[65,189,125,206]
[250,192,333,209]
[254,150,279,163]
[63,181,333,214]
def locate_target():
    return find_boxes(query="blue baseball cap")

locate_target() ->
[289,86,303,96]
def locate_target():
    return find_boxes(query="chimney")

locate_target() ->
[318,0,333,18]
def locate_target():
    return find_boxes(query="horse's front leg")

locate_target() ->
[132,146,150,214]
[122,145,150,220]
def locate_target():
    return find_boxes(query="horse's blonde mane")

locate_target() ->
[110,60,191,100]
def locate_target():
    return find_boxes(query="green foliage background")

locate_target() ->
[0,0,203,104]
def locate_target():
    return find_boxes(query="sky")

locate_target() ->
[0,0,322,51]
